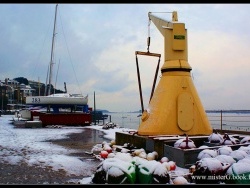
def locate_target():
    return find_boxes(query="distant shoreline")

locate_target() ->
[206,110,250,113]
[105,110,250,114]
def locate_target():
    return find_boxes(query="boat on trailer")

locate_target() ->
[21,4,92,127]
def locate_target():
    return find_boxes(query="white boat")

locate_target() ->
[25,4,88,108]
[26,93,88,106]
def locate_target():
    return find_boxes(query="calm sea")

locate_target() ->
[105,112,141,130]
[103,112,250,132]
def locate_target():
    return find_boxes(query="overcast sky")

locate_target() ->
[0,3,250,112]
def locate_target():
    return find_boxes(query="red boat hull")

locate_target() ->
[31,111,91,127]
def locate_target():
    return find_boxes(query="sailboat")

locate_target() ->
[19,4,91,127]
[25,4,88,108]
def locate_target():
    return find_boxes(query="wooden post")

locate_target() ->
[94,91,96,125]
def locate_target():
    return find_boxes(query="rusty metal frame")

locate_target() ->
[135,51,161,113]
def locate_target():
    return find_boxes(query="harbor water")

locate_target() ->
[96,112,141,130]
[103,111,250,132]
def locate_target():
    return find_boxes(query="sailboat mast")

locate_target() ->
[54,59,60,94]
[48,4,58,95]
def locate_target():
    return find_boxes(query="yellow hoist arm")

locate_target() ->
[148,11,188,63]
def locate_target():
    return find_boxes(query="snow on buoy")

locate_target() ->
[107,153,116,158]
[162,161,176,171]
[208,130,223,144]
[102,141,108,146]
[226,161,250,184]
[215,154,236,165]
[92,158,136,184]
[172,176,189,184]
[100,150,109,159]
[120,148,130,153]
[197,149,217,160]
[146,152,155,161]
[217,145,232,155]
[229,150,248,161]
[152,162,170,184]
[193,158,229,184]
[174,135,196,149]
[114,152,133,162]
[103,144,112,153]
[140,148,146,153]
[123,142,135,150]
[222,133,240,145]
[91,143,103,154]
[198,145,209,149]
[237,157,250,164]
[238,146,250,155]
[162,162,169,170]
[91,162,106,184]
[106,165,126,184]
[167,161,176,171]
[240,136,250,144]
[160,156,169,163]
[138,151,147,159]
[110,140,116,146]
[152,151,158,160]
[189,165,196,173]
[133,149,142,156]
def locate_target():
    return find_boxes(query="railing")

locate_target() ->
[207,110,250,132]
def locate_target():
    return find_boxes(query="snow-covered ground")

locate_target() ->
[2,115,174,184]
[3,114,250,184]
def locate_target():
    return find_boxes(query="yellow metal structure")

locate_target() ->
[137,11,212,136]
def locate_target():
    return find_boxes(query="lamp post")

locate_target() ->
[94,91,96,125]
[1,88,3,113]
